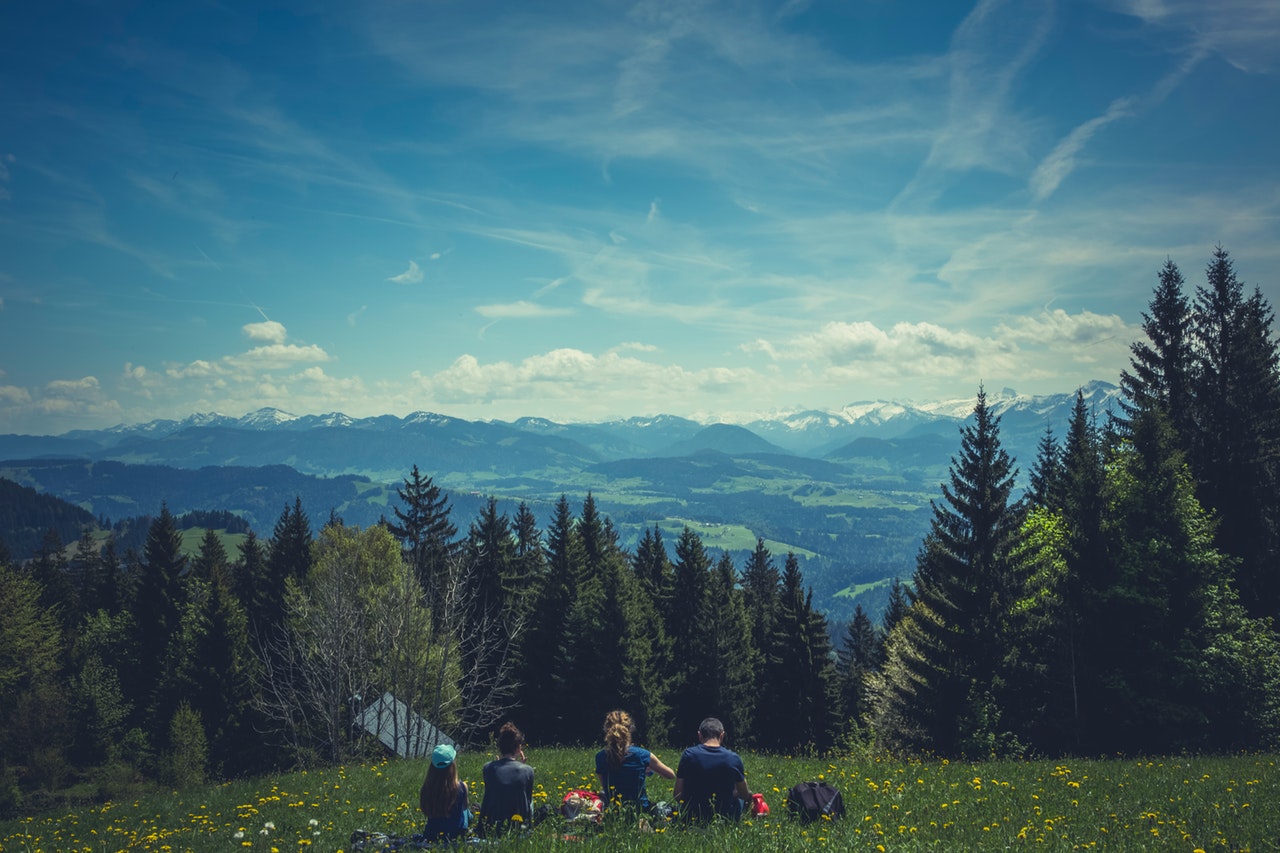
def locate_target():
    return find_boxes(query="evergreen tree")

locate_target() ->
[756,554,836,751]
[162,566,263,775]
[190,528,231,587]
[518,496,580,742]
[1004,506,1075,753]
[1096,404,1280,751]
[67,529,102,624]
[836,604,879,734]
[28,529,75,633]
[95,535,123,615]
[68,609,134,767]
[264,498,313,632]
[386,466,457,617]
[1119,259,1194,441]
[458,497,525,740]
[880,577,909,641]
[0,561,68,814]
[1055,389,1110,750]
[701,551,756,740]
[666,526,712,737]
[740,538,780,656]
[509,501,546,624]
[1189,247,1280,619]
[868,388,1026,755]
[233,530,271,638]
[1026,425,1063,510]
[632,525,674,624]
[133,506,187,704]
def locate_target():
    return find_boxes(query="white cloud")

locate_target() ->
[230,343,332,369]
[613,341,659,353]
[997,309,1134,346]
[1030,98,1136,201]
[388,260,424,284]
[0,385,32,406]
[475,301,573,319]
[1110,0,1280,73]
[242,319,288,344]
[347,305,367,326]
[46,376,102,396]
[779,321,1005,367]
[411,348,758,411]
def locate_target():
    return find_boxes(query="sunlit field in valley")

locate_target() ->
[2,748,1275,852]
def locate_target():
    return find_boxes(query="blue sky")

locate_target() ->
[2,0,1278,434]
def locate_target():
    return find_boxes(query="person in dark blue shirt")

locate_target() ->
[673,717,752,821]
[594,709,675,813]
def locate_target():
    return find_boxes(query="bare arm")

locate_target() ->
[648,754,676,780]
[734,778,750,801]
[672,778,685,800]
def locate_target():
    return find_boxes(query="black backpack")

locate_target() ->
[785,781,845,822]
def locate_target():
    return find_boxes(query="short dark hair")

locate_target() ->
[697,717,725,740]
[496,721,524,755]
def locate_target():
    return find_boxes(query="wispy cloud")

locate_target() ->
[1031,98,1137,201]
[475,301,573,319]
[387,260,423,284]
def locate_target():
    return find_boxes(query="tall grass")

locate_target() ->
[2,748,1275,851]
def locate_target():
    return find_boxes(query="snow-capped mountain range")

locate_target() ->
[49,380,1120,457]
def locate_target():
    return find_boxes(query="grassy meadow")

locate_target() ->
[2,748,1275,852]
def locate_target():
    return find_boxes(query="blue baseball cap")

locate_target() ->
[431,744,456,768]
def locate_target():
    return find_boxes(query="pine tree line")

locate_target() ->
[868,247,1280,756]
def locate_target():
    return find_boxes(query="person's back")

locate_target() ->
[479,722,535,833]
[595,709,675,812]
[419,744,470,842]
[674,717,750,821]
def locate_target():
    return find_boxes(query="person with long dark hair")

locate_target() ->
[419,743,470,842]
[595,709,675,813]
[479,721,535,833]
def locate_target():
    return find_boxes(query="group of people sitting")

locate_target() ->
[418,713,753,842]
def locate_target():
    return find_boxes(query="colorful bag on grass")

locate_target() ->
[561,789,604,823]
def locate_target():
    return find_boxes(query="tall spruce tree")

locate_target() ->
[459,497,525,740]
[132,504,186,732]
[869,388,1026,755]
[1096,404,1280,751]
[666,526,713,738]
[1054,390,1111,750]
[632,525,674,624]
[1119,258,1194,443]
[1027,425,1063,510]
[1190,246,1280,619]
[701,551,756,740]
[234,530,271,638]
[740,538,780,656]
[756,554,836,751]
[264,498,313,630]
[518,496,580,742]
[386,466,457,617]
[836,604,880,734]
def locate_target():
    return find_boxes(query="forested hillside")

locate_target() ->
[0,249,1277,819]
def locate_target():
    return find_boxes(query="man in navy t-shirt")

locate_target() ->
[673,717,751,820]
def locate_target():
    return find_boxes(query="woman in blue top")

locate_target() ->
[420,743,471,842]
[595,709,675,812]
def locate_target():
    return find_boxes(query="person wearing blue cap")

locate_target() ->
[420,743,471,842]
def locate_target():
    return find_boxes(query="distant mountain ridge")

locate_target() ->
[7,381,1122,477]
